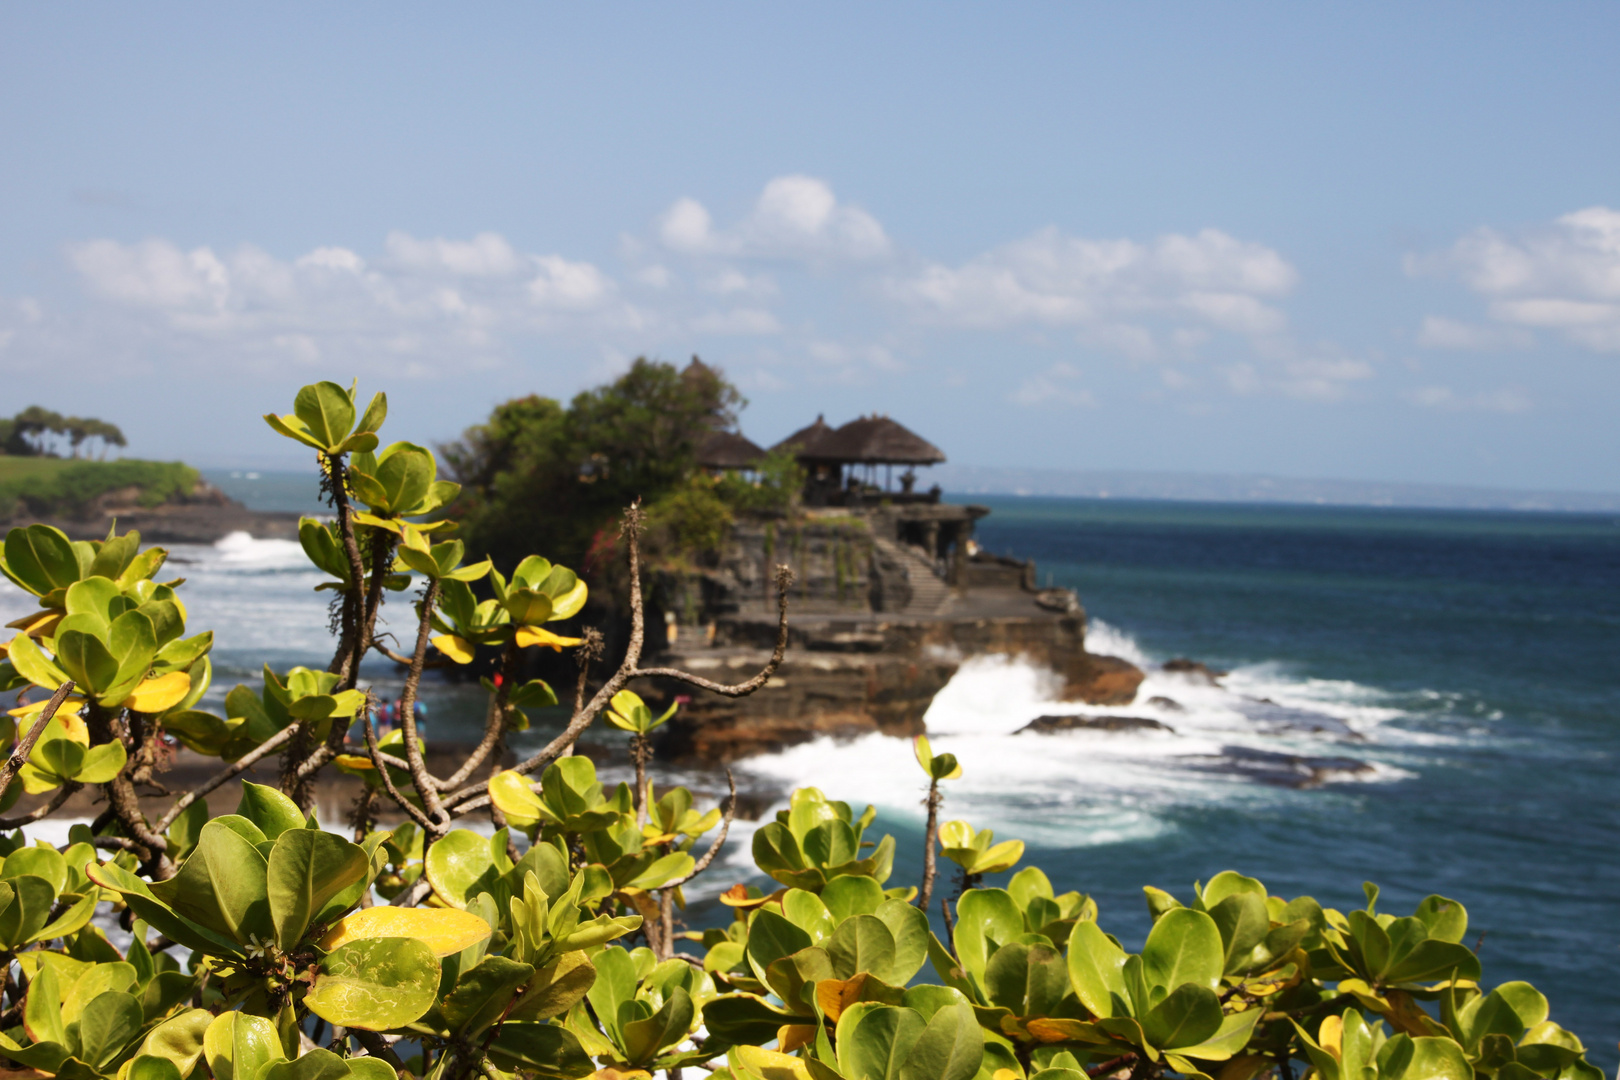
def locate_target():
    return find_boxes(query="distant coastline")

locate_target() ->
[934,464,1620,514]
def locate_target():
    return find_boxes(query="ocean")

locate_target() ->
[5,482,1617,1062]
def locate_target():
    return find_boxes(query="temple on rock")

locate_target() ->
[650,409,1146,761]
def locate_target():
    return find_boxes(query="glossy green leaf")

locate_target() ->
[204,1011,285,1080]
[897,1001,984,1080]
[305,937,441,1031]
[1142,908,1223,995]
[260,1048,354,1080]
[236,782,307,841]
[265,828,369,949]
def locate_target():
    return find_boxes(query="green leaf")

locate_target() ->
[237,782,308,841]
[827,914,898,983]
[425,828,501,909]
[2,846,68,894]
[24,962,66,1046]
[621,986,695,1066]
[293,382,357,450]
[746,910,813,988]
[126,1054,182,1080]
[838,1004,927,1080]
[441,955,536,1040]
[0,875,57,949]
[260,1048,354,1080]
[1207,892,1270,975]
[954,889,1024,988]
[875,898,932,985]
[130,1008,211,1079]
[62,962,138,1024]
[488,1022,594,1078]
[265,828,369,949]
[1140,984,1223,1051]
[1141,908,1224,995]
[822,875,887,922]
[897,1001,984,1080]
[77,989,143,1070]
[1067,920,1128,1019]
[3,524,81,596]
[305,937,441,1031]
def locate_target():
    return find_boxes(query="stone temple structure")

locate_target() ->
[648,412,1146,761]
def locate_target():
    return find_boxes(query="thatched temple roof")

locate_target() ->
[696,430,766,470]
[770,415,836,456]
[798,415,946,466]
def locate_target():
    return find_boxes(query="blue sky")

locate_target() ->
[2,3,1618,490]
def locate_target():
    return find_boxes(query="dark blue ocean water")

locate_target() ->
[968,497,1620,1064]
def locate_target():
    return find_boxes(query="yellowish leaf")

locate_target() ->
[736,1046,813,1080]
[125,672,193,714]
[333,754,375,771]
[317,905,492,957]
[432,634,475,664]
[7,695,86,720]
[488,769,543,828]
[514,626,583,651]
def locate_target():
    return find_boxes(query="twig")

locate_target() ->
[629,565,794,694]
[397,580,449,828]
[1087,1054,1137,1078]
[0,782,79,830]
[941,893,955,941]
[361,699,435,832]
[439,638,520,790]
[917,777,942,912]
[0,682,76,804]
[154,724,297,833]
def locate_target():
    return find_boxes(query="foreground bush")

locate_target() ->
[0,380,1602,1080]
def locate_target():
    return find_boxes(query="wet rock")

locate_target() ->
[1146,696,1185,712]
[1183,745,1375,789]
[1058,653,1146,705]
[1017,714,1174,735]
[1162,658,1226,685]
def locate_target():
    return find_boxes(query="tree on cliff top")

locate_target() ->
[2,405,127,458]
[441,357,744,572]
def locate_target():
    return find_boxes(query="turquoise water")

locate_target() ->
[33,483,1613,1058]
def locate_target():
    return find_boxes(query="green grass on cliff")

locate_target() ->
[0,457,200,518]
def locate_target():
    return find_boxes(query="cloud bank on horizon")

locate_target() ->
[6,175,1607,421]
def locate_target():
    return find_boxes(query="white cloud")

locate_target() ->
[889,226,1295,355]
[60,232,636,375]
[1411,206,1620,352]
[1010,362,1096,408]
[1405,385,1532,412]
[383,231,525,276]
[658,176,890,261]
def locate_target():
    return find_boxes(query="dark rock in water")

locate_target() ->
[1058,653,1146,705]
[1238,698,1362,739]
[1146,696,1185,712]
[1183,745,1375,789]
[1162,658,1226,684]
[1018,714,1174,735]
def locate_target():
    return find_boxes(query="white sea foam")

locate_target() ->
[736,620,1434,850]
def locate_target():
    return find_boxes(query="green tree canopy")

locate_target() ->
[441,357,744,571]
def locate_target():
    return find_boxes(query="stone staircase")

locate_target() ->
[874,537,952,614]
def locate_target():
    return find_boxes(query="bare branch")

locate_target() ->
[917,778,942,913]
[630,564,793,695]
[0,682,76,804]
[397,580,448,827]
[361,698,435,832]
[443,504,651,809]
[0,782,79,830]
[154,724,298,833]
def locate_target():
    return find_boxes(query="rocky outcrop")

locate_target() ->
[3,479,301,543]
[1161,658,1226,685]
[654,589,1147,763]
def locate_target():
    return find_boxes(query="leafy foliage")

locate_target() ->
[0,380,1600,1080]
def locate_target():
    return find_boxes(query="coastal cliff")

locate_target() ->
[645,509,1146,762]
